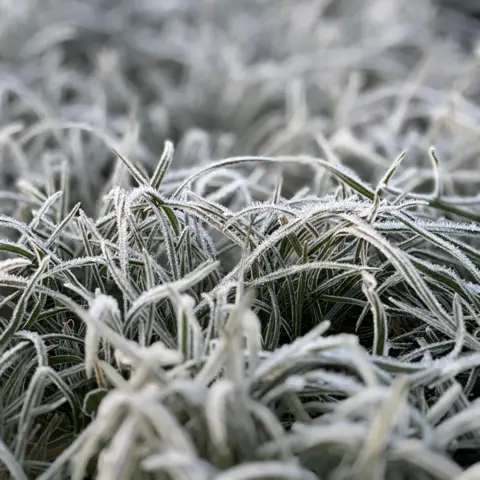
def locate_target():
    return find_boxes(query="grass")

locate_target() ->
[1,0,480,479]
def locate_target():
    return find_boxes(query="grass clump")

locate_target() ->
[1,0,480,479]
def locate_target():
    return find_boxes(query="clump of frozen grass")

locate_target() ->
[1,137,480,478]
[1,0,480,478]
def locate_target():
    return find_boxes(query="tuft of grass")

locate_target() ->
[0,0,480,479]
